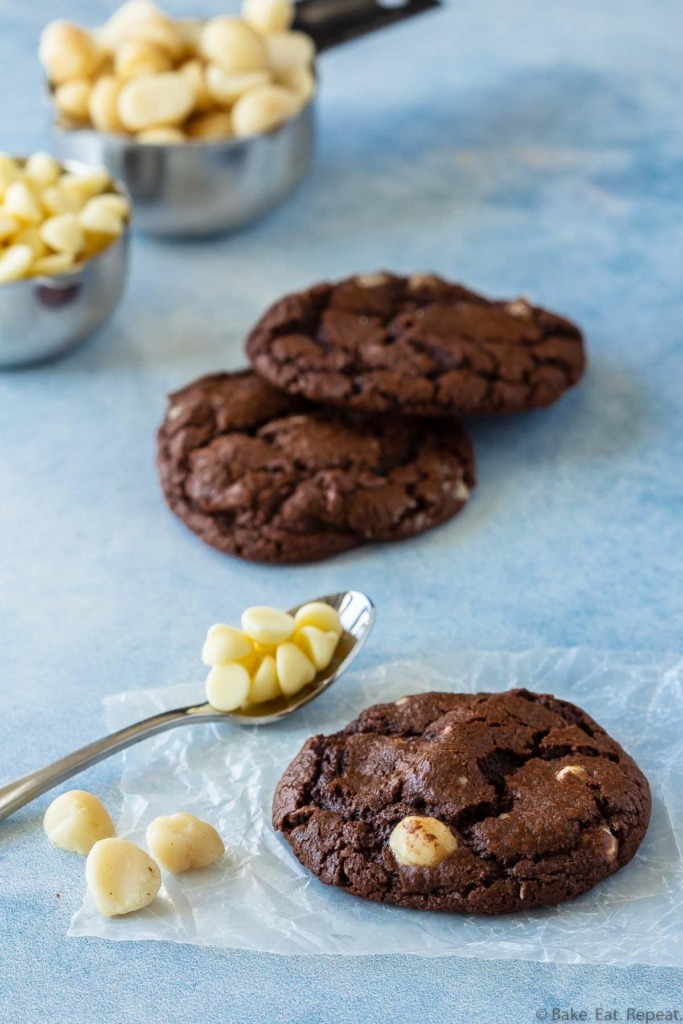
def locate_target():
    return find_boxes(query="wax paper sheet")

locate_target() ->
[70,649,683,966]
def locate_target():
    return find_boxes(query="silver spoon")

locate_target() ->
[0,591,375,822]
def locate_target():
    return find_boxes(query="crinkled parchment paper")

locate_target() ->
[70,649,683,966]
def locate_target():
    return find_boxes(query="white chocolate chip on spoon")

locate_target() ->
[295,626,339,671]
[202,624,253,666]
[276,642,316,695]
[206,663,251,711]
[293,602,341,636]
[241,606,294,645]
[249,655,280,703]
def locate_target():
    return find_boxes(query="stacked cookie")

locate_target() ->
[157,272,586,563]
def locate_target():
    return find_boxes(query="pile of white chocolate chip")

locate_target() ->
[41,0,316,143]
[203,601,342,711]
[0,153,129,283]
[44,789,225,916]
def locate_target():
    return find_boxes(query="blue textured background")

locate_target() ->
[1,0,682,1021]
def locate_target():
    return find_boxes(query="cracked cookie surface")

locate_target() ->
[272,689,650,913]
[246,273,586,417]
[156,371,475,564]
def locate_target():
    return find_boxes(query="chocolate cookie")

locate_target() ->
[157,371,475,564]
[273,690,650,913]
[246,273,586,417]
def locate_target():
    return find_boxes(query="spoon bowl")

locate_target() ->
[0,590,375,822]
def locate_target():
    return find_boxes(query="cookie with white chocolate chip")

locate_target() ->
[272,689,650,913]
[156,370,475,564]
[246,273,586,416]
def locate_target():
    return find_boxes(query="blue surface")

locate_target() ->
[1,0,682,1021]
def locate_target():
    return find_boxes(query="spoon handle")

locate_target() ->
[0,704,219,822]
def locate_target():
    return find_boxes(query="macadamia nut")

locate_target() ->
[43,790,115,855]
[265,31,315,73]
[118,71,194,130]
[40,21,101,85]
[200,17,268,75]
[389,816,458,867]
[231,84,300,137]
[205,65,271,107]
[146,813,224,873]
[41,2,315,143]
[242,0,294,35]
[86,837,161,916]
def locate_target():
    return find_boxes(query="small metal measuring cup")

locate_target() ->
[51,0,440,237]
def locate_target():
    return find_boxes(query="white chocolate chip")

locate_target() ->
[167,404,183,421]
[505,297,532,318]
[454,481,470,501]
[276,641,316,695]
[408,273,439,290]
[24,153,61,190]
[0,153,21,197]
[600,826,619,863]
[249,655,281,703]
[242,0,294,35]
[458,776,468,786]
[13,226,48,260]
[33,252,77,276]
[202,624,253,666]
[43,790,115,855]
[205,662,251,712]
[59,168,112,205]
[78,196,125,234]
[0,213,19,241]
[117,71,194,131]
[293,602,342,636]
[85,837,161,917]
[389,816,458,867]
[200,17,268,75]
[241,606,294,646]
[294,625,339,672]
[264,31,315,73]
[355,273,389,288]
[555,765,589,782]
[519,883,528,900]
[146,813,224,873]
[40,213,85,255]
[394,697,410,706]
[0,245,34,283]
[231,84,300,137]
[4,181,43,224]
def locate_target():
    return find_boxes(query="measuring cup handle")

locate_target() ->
[294,0,441,52]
